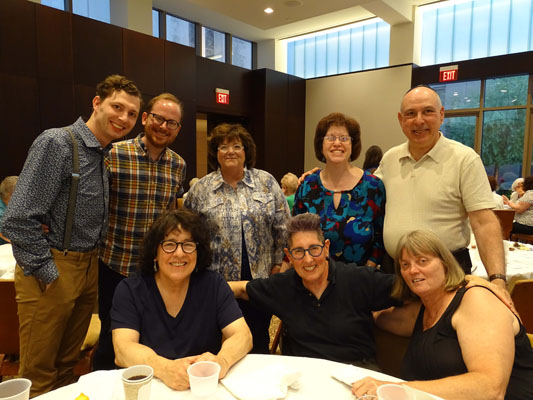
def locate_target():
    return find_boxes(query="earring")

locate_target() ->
[153,260,158,272]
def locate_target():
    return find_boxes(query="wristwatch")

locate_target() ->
[488,273,507,283]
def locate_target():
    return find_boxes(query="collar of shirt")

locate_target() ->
[211,167,255,191]
[293,258,337,295]
[399,132,445,164]
[76,117,112,153]
[134,133,168,162]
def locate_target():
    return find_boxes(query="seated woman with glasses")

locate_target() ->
[184,123,289,354]
[229,213,398,368]
[293,113,385,268]
[111,209,252,390]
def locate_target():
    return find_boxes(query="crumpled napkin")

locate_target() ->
[330,364,402,387]
[221,363,301,400]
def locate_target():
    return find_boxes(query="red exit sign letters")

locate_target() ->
[215,88,229,105]
[439,65,458,82]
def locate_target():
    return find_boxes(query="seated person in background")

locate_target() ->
[351,230,533,400]
[0,176,18,244]
[281,172,298,212]
[362,145,383,174]
[510,178,525,202]
[488,175,504,210]
[503,176,533,235]
[111,209,252,390]
[182,177,199,200]
[229,213,399,369]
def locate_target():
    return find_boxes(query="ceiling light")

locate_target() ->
[264,7,274,14]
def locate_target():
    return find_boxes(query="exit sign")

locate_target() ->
[439,65,458,82]
[215,88,229,105]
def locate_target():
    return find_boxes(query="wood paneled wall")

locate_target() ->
[1,0,305,184]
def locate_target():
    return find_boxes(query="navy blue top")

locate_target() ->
[111,270,243,359]
[293,170,385,265]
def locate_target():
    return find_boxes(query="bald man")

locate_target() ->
[375,86,506,288]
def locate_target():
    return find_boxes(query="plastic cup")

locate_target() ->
[0,378,31,400]
[187,361,220,398]
[377,384,415,400]
[121,365,154,400]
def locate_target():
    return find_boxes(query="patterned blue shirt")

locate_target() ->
[293,170,385,265]
[184,168,289,281]
[1,117,110,283]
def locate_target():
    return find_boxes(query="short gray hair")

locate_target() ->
[0,176,18,202]
[511,177,524,191]
[286,213,324,247]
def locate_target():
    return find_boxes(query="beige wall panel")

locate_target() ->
[304,65,412,171]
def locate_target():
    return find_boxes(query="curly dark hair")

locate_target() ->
[207,123,256,170]
[314,112,362,163]
[139,209,214,276]
[523,175,533,191]
[96,74,142,106]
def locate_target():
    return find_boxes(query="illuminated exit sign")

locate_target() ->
[215,88,229,105]
[439,65,458,82]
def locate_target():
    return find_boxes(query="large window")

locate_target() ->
[202,27,226,63]
[41,0,110,23]
[166,14,195,48]
[232,37,252,69]
[418,0,533,66]
[431,75,533,188]
[285,18,390,79]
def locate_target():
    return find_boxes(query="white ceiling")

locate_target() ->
[153,0,438,42]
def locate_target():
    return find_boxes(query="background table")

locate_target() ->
[0,244,16,280]
[34,354,441,400]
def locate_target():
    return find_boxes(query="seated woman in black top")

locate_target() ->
[111,209,252,390]
[351,230,533,400]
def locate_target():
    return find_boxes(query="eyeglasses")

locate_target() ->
[288,244,325,260]
[149,112,181,130]
[218,144,244,153]
[160,240,198,254]
[324,135,352,143]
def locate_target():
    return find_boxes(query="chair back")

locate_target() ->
[511,279,533,333]
[0,280,19,354]
[493,209,515,240]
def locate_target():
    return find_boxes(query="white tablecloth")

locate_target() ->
[470,239,533,282]
[34,354,442,400]
[0,243,16,280]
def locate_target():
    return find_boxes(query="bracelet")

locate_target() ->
[488,273,507,283]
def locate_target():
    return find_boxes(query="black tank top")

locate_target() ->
[401,286,533,400]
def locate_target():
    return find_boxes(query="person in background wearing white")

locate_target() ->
[503,176,533,235]
[488,175,504,210]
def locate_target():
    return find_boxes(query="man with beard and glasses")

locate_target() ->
[94,93,186,370]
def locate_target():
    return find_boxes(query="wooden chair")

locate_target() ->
[510,279,533,333]
[374,326,410,378]
[0,280,20,377]
[0,280,99,379]
[493,209,515,240]
[510,232,533,244]
[270,321,283,354]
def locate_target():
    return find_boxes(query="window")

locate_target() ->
[166,14,195,48]
[73,0,110,23]
[418,0,533,66]
[152,9,159,38]
[285,18,390,79]
[41,0,66,10]
[232,37,252,69]
[202,27,225,63]
[431,75,532,185]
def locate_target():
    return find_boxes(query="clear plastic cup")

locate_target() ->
[377,384,414,400]
[187,361,221,398]
[0,378,31,400]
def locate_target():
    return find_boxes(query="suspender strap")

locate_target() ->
[63,127,80,254]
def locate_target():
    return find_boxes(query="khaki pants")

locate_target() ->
[15,248,98,398]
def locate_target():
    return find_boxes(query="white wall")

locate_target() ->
[304,64,412,170]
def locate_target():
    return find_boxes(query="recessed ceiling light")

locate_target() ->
[264,7,274,14]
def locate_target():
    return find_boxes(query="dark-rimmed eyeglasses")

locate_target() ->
[149,112,181,130]
[160,240,197,254]
[288,244,325,260]
[324,135,352,143]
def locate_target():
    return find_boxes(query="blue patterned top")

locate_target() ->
[184,168,289,281]
[293,170,385,265]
